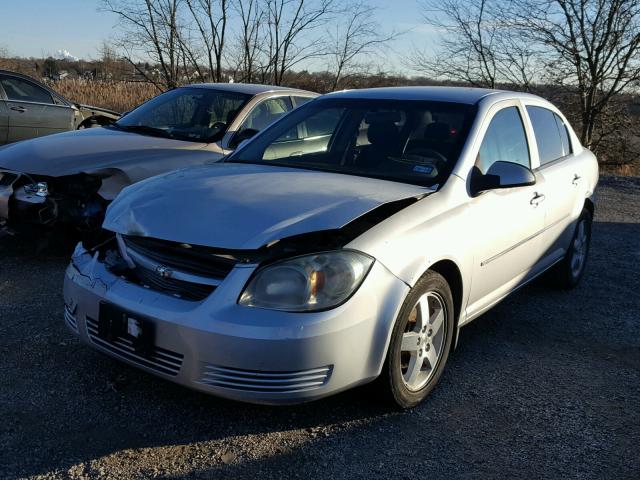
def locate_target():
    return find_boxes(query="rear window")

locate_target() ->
[527,106,572,166]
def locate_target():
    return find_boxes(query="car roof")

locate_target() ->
[182,82,317,96]
[324,86,508,104]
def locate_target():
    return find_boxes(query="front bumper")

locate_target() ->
[63,250,409,404]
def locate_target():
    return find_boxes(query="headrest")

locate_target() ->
[367,121,401,148]
[423,122,451,141]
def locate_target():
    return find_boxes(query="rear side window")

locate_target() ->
[292,96,313,107]
[241,97,292,131]
[526,106,571,166]
[0,76,53,104]
[554,113,572,157]
[476,106,530,174]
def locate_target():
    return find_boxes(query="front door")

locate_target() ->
[466,104,546,318]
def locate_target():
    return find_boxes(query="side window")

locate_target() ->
[526,106,568,166]
[0,76,54,104]
[240,97,292,132]
[554,113,572,157]
[476,106,530,174]
[292,96,313,107]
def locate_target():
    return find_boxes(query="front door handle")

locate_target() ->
[10,106,26,113]
[530,192,546,206]
[572,174,581,185]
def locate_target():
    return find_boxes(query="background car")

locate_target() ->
[0,83,317,239]
[62,86,598,408]
[0,69,120,144]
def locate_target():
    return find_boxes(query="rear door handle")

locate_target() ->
[530,192,546,206]
[572,174,581,185]
[10,106,26,113]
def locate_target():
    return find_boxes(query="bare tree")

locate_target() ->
[409,0,537,89]
[182,0,229,82]
[328,1,399,91]
[510,0,640,149]
[264,0,336,85]
[102,0,186,90]
[232,0,265,82]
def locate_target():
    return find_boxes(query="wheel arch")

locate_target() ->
[77,115,116,129]
[427,259,464,346]
[584,197,594,218]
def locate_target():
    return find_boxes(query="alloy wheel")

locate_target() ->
[400,291,447,391]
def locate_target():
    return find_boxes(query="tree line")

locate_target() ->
[102,0,397,91]
[1,0,638,171]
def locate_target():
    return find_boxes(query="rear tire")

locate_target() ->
[547,208,592,289]
[379,271,454,409]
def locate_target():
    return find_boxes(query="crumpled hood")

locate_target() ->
[104,163,431,249]
[0,127,215,178]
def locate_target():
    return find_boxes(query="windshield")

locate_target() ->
[228,98,476,187]
[116,87,250,143]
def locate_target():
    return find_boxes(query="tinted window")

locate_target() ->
[527,106,569,165]
[240,97,292,131]
[230,98,476,187]
[0,76,53,104]
[117,87,249,142]
[554,113,572,157]
[476,106,530,173]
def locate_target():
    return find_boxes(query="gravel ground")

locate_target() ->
[1,175,638,480]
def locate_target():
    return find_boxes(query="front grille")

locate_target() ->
[121,235,239,301]
[134,264,216,301]
[64,304,78,332]
[86,316,183,376]
[198,364,332,393]
[123,236,239,278]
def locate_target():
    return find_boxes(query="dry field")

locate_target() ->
[49,78,159,113]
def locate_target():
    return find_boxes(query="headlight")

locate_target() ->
[239,250,374,312]
[24,182,49,197]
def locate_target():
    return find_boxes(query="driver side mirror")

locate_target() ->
[470,161,536,196]
[230,128,259,149]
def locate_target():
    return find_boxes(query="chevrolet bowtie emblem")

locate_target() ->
[155,265,173,278]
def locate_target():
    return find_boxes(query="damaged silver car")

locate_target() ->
[0,83,316,240]
[63,87,598,407]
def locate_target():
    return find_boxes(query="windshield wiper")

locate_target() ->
[115,124,174,139]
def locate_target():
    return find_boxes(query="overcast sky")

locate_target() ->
[0,0,437,75]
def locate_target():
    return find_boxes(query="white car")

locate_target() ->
[63,87,598,408]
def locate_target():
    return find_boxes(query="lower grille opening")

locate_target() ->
[198,364,333,393]
[86,316,183,376]
[64,305,78,332]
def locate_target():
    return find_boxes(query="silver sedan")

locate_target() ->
[63,87,598,408]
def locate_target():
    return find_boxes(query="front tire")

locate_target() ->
[380,271,454,409]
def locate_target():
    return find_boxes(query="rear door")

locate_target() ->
[525,105,583,263]
[0,74,74,142]
[466,102,546,318]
